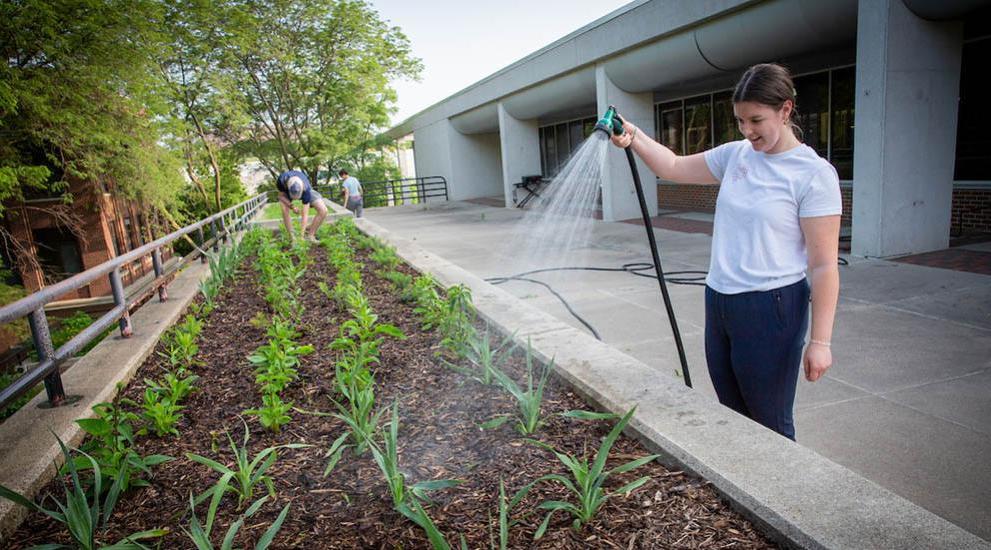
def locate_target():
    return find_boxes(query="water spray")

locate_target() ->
[594,106,692,388]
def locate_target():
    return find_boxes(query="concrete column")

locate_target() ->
[413,120,454,202]
[851,0,963,258]
[497,103,541,208]
[595,65,657,222]
[413,119,503,202]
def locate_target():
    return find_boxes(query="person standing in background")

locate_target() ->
[339,168,363,218]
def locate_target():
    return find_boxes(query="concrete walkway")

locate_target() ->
[367,200,991,541]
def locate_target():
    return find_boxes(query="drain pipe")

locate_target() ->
[594,106,692,388]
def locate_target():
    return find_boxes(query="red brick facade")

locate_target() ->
[658,182,990,234]
[2,179,169,302]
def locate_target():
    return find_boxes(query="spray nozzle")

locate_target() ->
[594,105,625,136]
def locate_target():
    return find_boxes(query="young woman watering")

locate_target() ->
[610,63,841,440]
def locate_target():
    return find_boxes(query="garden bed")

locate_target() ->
[4,221,775,549]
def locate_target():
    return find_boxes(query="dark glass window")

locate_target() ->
[955,38,991,180]
[541,126,556,176]
[657,101,684,155]
[794,71,830,159]
[685,96,711,154]
[712,91,737,147]
[33,227,83,282]
[555,122,571,166]
[830,66,856,180]
[537,117,597,176]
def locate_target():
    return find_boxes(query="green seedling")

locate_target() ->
[186,419,310,509]
[244,392,293,433]
[184,493,290,550]
[0,436,168,549]
[526,407,659,539]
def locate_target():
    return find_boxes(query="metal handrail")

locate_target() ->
[314,176,449,205]
[0,193,268,410]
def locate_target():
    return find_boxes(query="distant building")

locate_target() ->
[387,0,991,258]
[2,177,170,303]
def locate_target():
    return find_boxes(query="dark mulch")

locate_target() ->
[5,240,776,549]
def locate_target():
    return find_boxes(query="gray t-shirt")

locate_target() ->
[703,140,841,294]
[341,176,362,198]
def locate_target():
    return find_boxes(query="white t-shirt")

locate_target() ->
[703,140,841,294]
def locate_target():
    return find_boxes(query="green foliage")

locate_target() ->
[525,408,659,539]
[244,392,294,433]
[0,0,185,219]
[184,492,290,550]
[445,327,515,386]
[481,341,553,435]
[27,310,112,361]
[186,420,309,510]
[0,436,168,549]
[72,396,173,495]
[369,402,461,546]
[137,388,184,438]
[210,0,422,181]
[0,370,41,421]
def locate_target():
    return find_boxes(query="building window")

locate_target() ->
[793,71,829,159]
[655,65,856,180]
[829,66,855,180]
[538,116,597,176]
[712,91,737,147]
[657,101,684,156]
[32,227,84,283]
[955,37,991,180]
[684,96,711,155]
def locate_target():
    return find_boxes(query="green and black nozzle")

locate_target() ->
[594,105,625,136]
[596,106,692,388]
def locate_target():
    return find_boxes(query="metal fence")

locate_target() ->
[0,193,267,411]
[315,176,448,207]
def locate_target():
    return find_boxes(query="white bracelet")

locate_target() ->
[809,339,831,347]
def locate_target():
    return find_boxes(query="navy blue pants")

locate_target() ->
[704,279,810,440]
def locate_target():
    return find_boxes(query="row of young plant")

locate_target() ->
[0,232,266,549]
[320,220,662,547]
[243,231,313,433]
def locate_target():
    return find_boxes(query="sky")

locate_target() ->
[368,0,633,127]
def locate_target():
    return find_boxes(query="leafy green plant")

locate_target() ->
[71,396,172,494]
[481,342,552,435]
[184,493,290,550]
[244,392,293,433]
[445,327,516,385]
[0,436,168,549]
[145,369,199,404]
[382,270,412,293]
[137,388,183,437]
[187,420,309,510]
[488,478,536,550]
[369,402,461,548]
[526,407,659,539]
[438,285,475,356]
[370,402,461,510]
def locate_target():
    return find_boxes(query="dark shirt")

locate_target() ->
[276,170,314,204]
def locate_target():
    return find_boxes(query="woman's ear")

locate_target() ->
[781,100,794,124]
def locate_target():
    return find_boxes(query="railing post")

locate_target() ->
[198,226,207,264]
[212,219,220,253]
[28,308,66,407]
[220,214,228,243]
[152,247,167,302]
[110,269,132,338]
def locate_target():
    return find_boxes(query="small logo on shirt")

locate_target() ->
[733,164,749,181]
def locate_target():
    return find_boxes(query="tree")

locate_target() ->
[216,0,421,185]
[0,0,185,272]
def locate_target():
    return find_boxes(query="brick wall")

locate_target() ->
[951,187,991,233]
[656,182,719,213]
[658,183,991,234]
